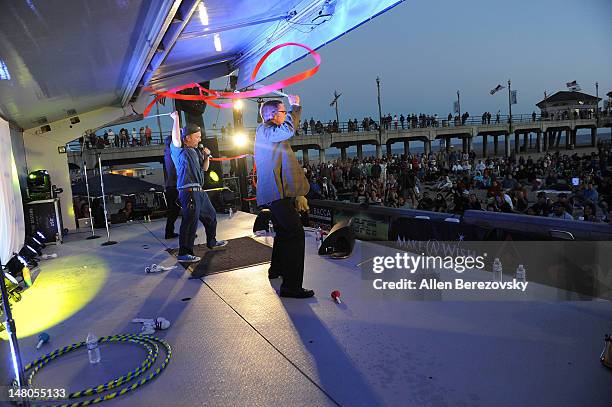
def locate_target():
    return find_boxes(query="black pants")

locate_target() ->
[165,187,180,237]
[178,190,218,255]
[269,198,305,290]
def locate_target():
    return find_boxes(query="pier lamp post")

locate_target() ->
[376,77,383,156]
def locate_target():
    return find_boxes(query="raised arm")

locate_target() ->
[259,95,302,143]
[170,111,181,148]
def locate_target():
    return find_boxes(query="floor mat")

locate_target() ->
[170,236,271,278]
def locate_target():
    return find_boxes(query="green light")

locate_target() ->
[29,173,36,179]
[209,171,220,182]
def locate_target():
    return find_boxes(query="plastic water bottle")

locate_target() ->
[515,264,526,283]
[316,227,323,247]
[41,253,58,260]
[268,220,274,235]
[86,332,101,364]
[492,258,503,282]
[228,207,233,219]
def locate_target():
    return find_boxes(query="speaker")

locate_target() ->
[200,137,223,190]
[318,218,355,258]
[253,209,272,233]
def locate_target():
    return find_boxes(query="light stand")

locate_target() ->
[97,154,117,246]
[82,162,100,240]
[1,264,28,406]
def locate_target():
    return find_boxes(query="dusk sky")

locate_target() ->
[201,0,612,129]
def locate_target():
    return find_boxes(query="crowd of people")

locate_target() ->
[81,126,155,149]
[301,140,612,223]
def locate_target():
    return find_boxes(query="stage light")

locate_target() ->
[233,132,248,148]
[26,235,45,250]
[35,231,47,243]
[214,33,222,52]
[6,255,31,286]
[1,254,109,339]
[198,2,209,26]
[233,99,244,111]
[209,171,220,182]
[19,244,40,260]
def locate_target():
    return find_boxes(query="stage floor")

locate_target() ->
[2,211,612,406]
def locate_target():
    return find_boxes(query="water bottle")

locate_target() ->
[86,332,101,364]
[492,258,503,282]
[316,227,323,247]
[228,207,233,219]
[41,253,58,260]
[55,233,61,245]
[268,220,274,235]
[515,264,526,283]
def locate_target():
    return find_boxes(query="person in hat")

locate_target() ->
[169,112,227,263]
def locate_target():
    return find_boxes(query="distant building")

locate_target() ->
[606,91,612,113]
[536,91,601,119]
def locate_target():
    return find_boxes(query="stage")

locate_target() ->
[2,211,612,406]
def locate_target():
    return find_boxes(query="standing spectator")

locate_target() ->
[139,127,145,146]
[107,128,116,147]
[145,125,152,145]
[131,128,138,146]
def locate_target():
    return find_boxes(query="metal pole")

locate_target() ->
[376,77,382,146]
[0,264,29,406]
[457,91,461,124]
[97,154,117,246]
[82,162,100,240]
[334,91,340,126]
[596,81,599,123]
[155,99,164,144]
[508,79,513,133]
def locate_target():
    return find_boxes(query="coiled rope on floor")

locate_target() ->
[22,333,171,407]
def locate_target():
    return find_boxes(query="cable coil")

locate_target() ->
[22,333,171,406]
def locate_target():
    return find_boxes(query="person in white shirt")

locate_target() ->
[107,129,115,147]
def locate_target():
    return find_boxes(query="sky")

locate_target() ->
[197,0,612,129]
[134,0,612,136]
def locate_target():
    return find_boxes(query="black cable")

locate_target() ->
[200,279,343,407]
[137,219,172,252]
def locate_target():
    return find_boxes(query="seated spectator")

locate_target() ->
[556,193,574,216]
[501,174,518,190]
[417,192,434,211]
[513,190,529,213]
[432,193,448,212]
[548,202,574,220]
[467,194,482,210]
[118,201,135,220]
[530,192,553,216]
[581,203,600,222]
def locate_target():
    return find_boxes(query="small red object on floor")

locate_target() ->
[331,290,341,304]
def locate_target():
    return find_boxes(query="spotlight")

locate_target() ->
[233,99,244,111]
[19,244,41,260]
[6,255,32,287]
[35,231,48,243]
[26,235,45,250]
[209,171,220,183]
[233,132,248,148]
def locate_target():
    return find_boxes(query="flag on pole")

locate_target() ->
[490,84,505,95]
[511,90,517,105]
[453,101,459,114]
